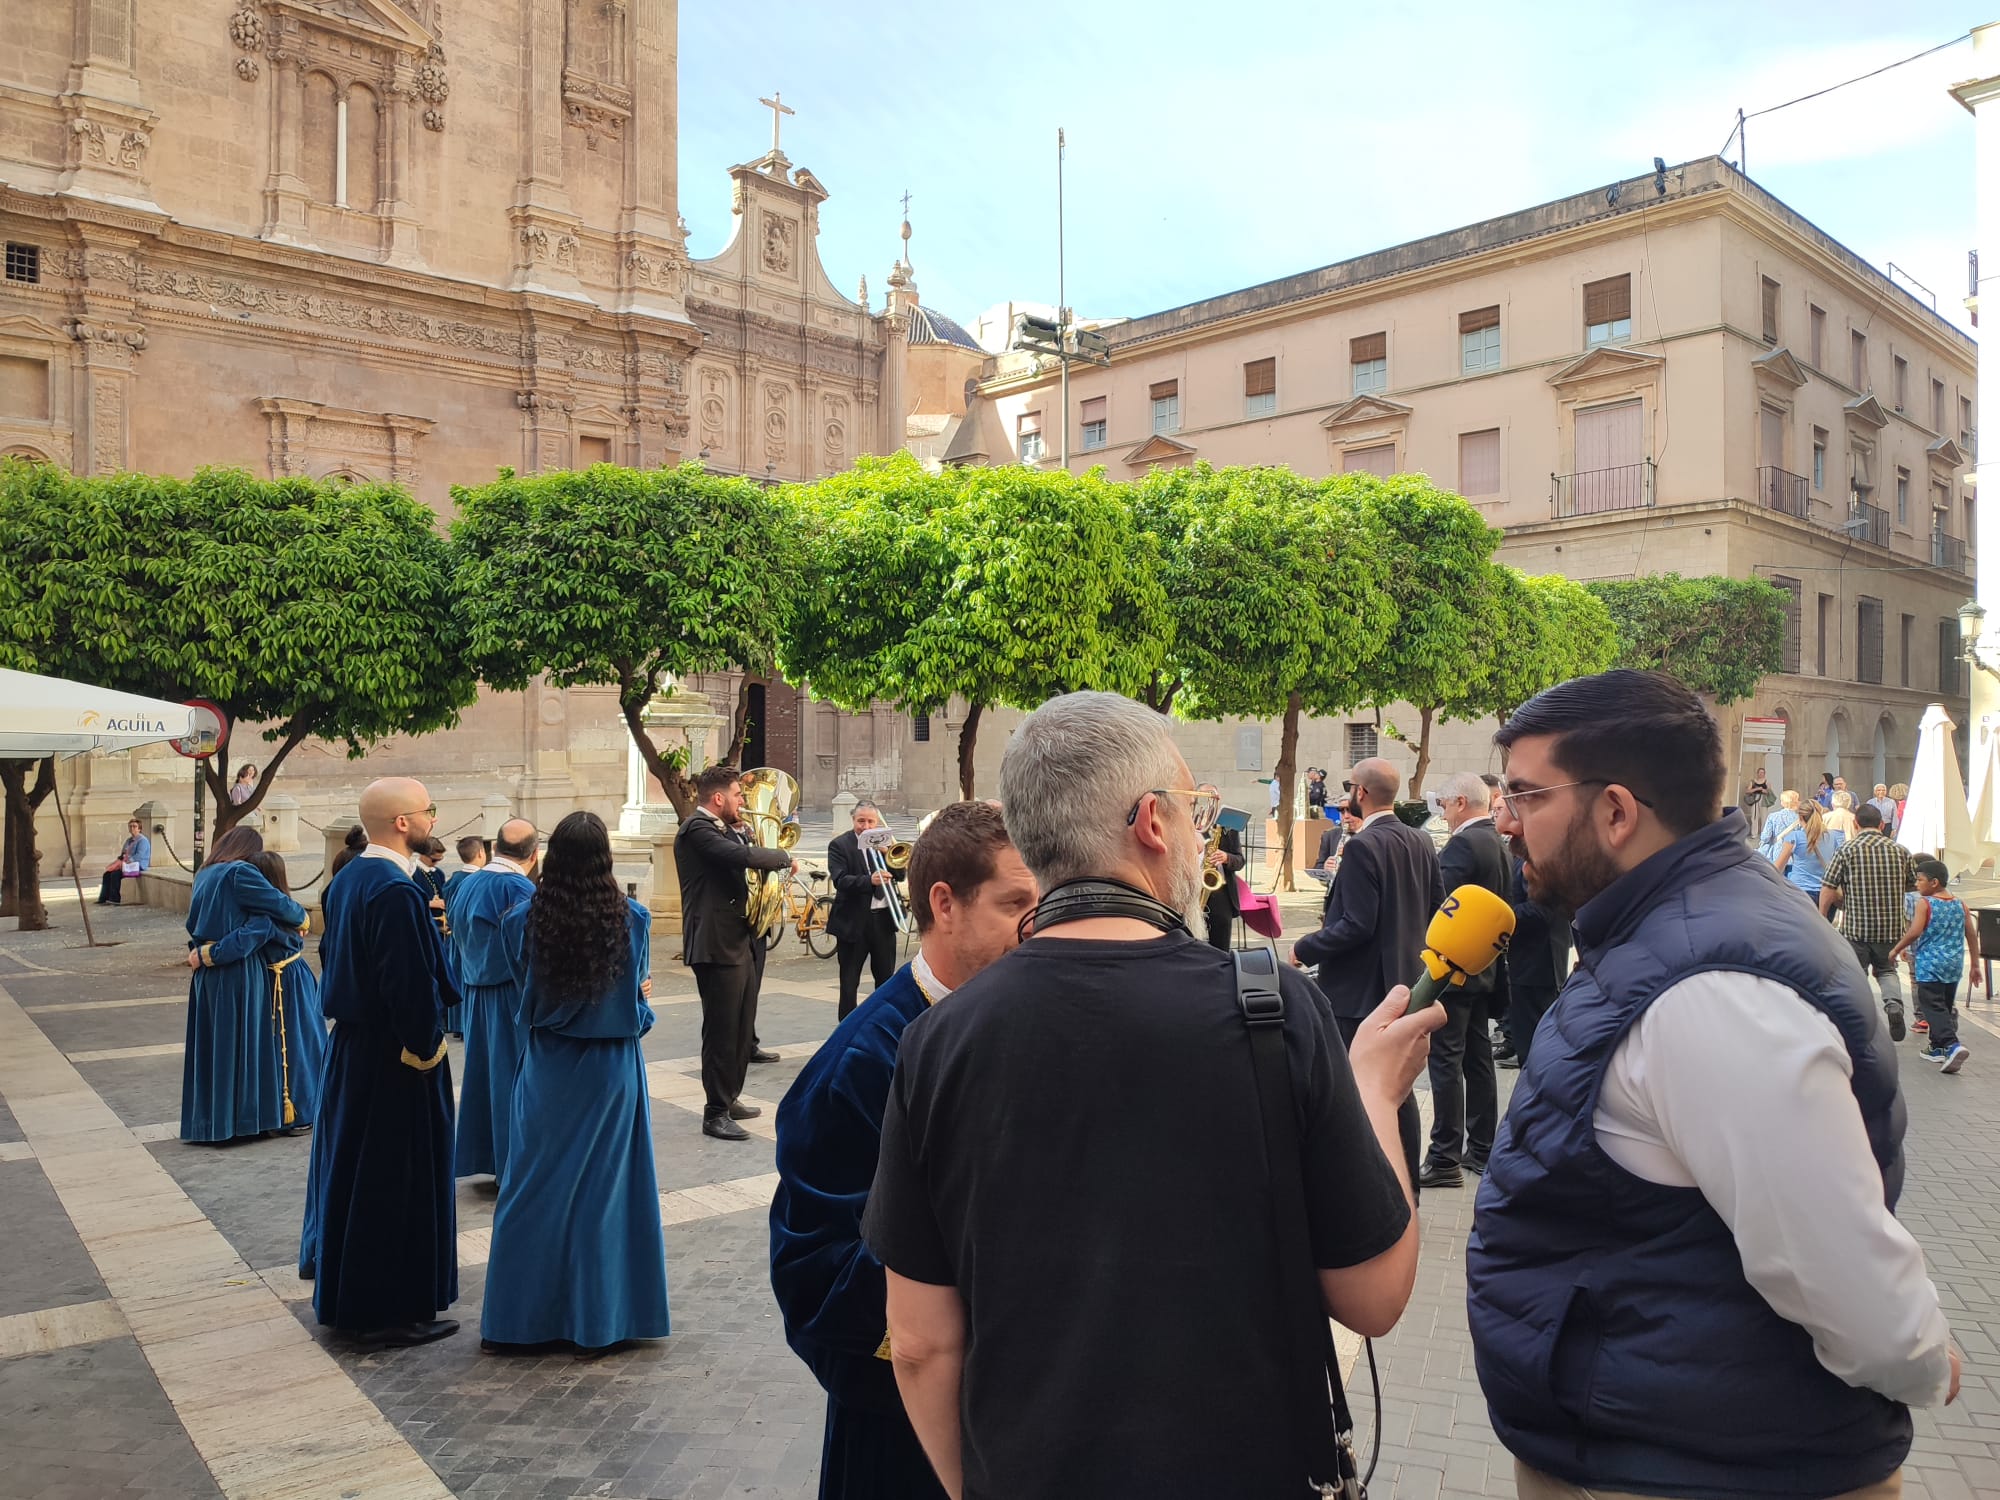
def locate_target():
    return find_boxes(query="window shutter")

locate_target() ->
[1018,410,1042,435]
[1761,277,1779,343]
[1771,575,1802,674]
[1458,429,1501,496]
[1458,305,1500,335]
[1343,443,1396,477]
[1243,358,1276,397]
[1350,332,1386,364]
[1080,396,1106,422]
[1149,380,1178,401]
[1583,275,1631,325]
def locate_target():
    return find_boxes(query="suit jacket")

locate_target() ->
[678,809,792,967]
[1201,826,1246,918]
[826,829,896,943]
[1437,816,1511,997]
[1507,859,1573,994]
[1293,813,1445,1019]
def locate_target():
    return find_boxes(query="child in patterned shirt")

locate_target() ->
[1888,859,1978,1073]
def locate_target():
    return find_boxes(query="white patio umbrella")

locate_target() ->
[1966,719,2000,871]
[1897,703,1978,877]
[0,669,197,945]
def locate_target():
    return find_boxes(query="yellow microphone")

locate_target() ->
[1408,884,1517,1011]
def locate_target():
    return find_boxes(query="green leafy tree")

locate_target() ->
[1585,573,1789,703]
[1133,464,1395,890]
[0,462,475,924]
[452,462,795,820]
[1438,568,1621,727]
[784,455,1169,798]
[1343,474,1504,795]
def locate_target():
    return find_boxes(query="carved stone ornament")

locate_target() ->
[229,5,263,51]
[237,57,261,80]
[761,214,795,275]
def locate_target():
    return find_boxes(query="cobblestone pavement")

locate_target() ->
[2,884,1997,1499]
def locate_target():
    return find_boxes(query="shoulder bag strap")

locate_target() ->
[1233,948,1362,1499]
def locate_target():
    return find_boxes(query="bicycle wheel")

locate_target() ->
[806,900,840,959]
[764,920,784,952]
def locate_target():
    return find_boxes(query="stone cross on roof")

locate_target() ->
[759,92,794,155]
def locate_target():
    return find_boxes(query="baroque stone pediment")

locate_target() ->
[1929,435,1967,468]
[1546,346,1664,386]
[262,0,437,53]
[1844,393,1889,429]
[1319,395,1411,430]
[1752,346,1808,388]
[1121,433,1197,466]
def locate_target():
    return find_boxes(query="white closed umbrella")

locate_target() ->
[1967,720,2000,870]
[1898,703,1978,877]
[0,668,195,757]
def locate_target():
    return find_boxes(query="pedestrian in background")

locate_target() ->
[1889,859,1977,1074]
[1819,803,1917,1041]
[1773,799,1843,911]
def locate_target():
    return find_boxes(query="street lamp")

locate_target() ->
[1958,598,1999,683]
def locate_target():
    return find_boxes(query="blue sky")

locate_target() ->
[678,2,1988,335]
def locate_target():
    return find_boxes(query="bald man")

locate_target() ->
[1290,757,1442,1182]
[447,817,539,1183]
[308,777,462,1347]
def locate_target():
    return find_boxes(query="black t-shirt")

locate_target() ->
[862,930,1409,1500]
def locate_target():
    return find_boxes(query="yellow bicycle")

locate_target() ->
[764,867,839,959]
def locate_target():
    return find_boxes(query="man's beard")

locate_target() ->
[1514,806,1620,913]
[1166,838,1208,932]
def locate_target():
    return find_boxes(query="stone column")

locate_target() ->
[260,50,313,245]
[648,820,684,937]
[57,0,161,211]
[264,792,300,852]
[877,311,908,456]
[481,793,511,840]
[509,0,588,301]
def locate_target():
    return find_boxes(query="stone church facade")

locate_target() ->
[2,0,982,862]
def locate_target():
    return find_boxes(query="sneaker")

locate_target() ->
[1918,1045,1949,1063]
[1883,1001,1907,1042]
[1913,1018,1929,1033]
[1940,1043,1969,1075]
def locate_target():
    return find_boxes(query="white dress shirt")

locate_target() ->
[910,948,950,1004]
[359,842,414,877]
[1594,971,1952,1407]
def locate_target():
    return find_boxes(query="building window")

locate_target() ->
[1896,469,1910,526]
[1901,613,1914,688]
[1856,596,1883,685]
[1343,443,1396,477]
[1811,428,1827,490]
[1893,355,1908,412]
[1458,428,1501,496]
[1771,575,1803,674]
[1761,277,1780,344]
[1941,619,1965,695]
[1150,380,1179,434]
[1850,445,1874,510]
[1583,274,1632,346]
[1345,723,1379,764]
[1816,594,1833,677]
[1809,305,1826,368]
[1243,357,1276,419]
[578,435,612,467]
[1080,396,1106,451]
[1017,411,1045,463]
[1961,394,1975,449]
[1850,329,1867,390]
[2,243,38,284]
[912,713,930,743]
[1933,377,1948,431]
[1460,306,1501,373]
[1350,333,1386,395]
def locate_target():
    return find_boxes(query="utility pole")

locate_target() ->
[1058,127,1068,469]
[1013,127,1109,465]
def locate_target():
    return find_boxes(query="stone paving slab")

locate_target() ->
[0,1336,225,1499]
[0,1158,110,1319]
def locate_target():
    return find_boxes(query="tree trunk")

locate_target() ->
[2,758,56,932]
[621,694,693,820]
[204,719,313,837]
[729,673,757,764]
[1141,672,1181,714]
[1408,704,1435,798]
[957,702,984,801]
[1274,691,1301,894]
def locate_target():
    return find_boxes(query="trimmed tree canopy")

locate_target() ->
[1585,573,1789,703]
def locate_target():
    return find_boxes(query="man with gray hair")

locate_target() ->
[863,692,1441,1499]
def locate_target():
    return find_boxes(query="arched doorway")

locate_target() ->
[1823,714,1844,781]
[1872,718,1889,789]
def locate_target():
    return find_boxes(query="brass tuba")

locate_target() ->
[738,767,801,938]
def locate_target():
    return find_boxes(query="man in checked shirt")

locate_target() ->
[1821,802,1919,1041]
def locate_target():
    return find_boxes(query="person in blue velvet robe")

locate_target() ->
[182,831,309,1143]
[447,819,539,1182]
[310,779,461,1345]
[481,811,668,1351]
[770,800,1038,1499]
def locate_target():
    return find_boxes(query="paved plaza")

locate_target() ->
[2,886,1998,1499]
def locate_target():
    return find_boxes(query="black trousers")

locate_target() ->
[96,869,125,904]
[1203,900,1236,952]
[695,956,763,1117]
[1503,984,1558,1068]
[836,908,899,1019]
[1335,1012,1422,1190]
[1426,991,1496,1170]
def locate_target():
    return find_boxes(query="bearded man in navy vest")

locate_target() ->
[1468,670,1958,1500]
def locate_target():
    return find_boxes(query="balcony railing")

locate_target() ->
[1933,531,1970,575]
[1757,465,1811,519]
[1848,501,1889,547]
[1553,459,1655,518]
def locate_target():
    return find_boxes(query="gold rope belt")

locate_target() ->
[267,949,307,1127]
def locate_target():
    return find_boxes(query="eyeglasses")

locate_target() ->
[401,804,438,821]
[1127,783,1222,834]
[1497,778,1654,820]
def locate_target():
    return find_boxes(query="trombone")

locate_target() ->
[858,825,915,935]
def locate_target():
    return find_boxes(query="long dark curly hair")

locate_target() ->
[525,811,630,1009]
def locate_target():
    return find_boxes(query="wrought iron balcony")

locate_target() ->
[1552,459,1655,518]
[1847,501,1889,547]
[1756,465,1811,519]
[1933,531,1970,575]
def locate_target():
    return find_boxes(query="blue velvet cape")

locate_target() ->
[447,866,537,1180]
[771,962,946,1500]
[181,861,308,1142]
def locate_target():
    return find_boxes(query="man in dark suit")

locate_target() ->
[677,763,799,1141]
[1419,771,1512,1188]
[827,801,903,1019]
[1291,757,1443,1181]
[1199,823,1245,951]
[1498,860,1571,1071]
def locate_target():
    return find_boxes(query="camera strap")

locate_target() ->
[1019,879,1190,942]
[1232,947,1367,1500]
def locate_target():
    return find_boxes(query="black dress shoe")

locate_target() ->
[1497,1054,1522,1070]
[1463,1158,1488,1176]
[355,1319,459,1349]
[1417,1161,1463,1189]
[727,1101,762,1120]
[702,1114,750,1141]
[749,1048,780,1064]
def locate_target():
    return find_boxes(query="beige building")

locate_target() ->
[0,0,988,864]
[952,156,1978,806]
